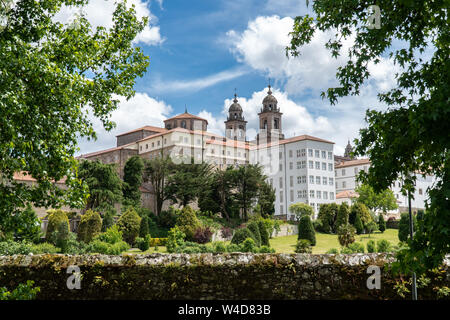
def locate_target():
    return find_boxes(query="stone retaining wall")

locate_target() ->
[0,253,448,300]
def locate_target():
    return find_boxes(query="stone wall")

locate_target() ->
[0,253,448,300]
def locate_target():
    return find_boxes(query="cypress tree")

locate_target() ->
[378,214,386,233]
[258,220,270,247]
[247,221,261,247]
[139,215,150,238]
[298,215,316,246]
[354,213,364,235]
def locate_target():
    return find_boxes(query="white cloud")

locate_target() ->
[55,0,164,45]
[77,92,172,155]
[150,67,248,93]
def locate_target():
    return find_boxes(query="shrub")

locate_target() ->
[398,212,416,242]
[226,243,242,253]
[166,226,186,253]
[258,246,275,253]
[378,214,386,233]
[29,242,59,254]
[13,205,42,243]
[247,221,261,247]
[350,203,372,226]
[354,213,364,235]
[377,239,392,252]
[336,202,350,230]
[0,241,32,255]
[386,217,399,229]
[86,239,130,255]
[337,224,356,247]
[139,215,150,238]
[342,242,364,253]
[176,206,201,241]
[365,220,378,236]
[367,240,376,253]
[77,210,102,243]
[326,248,339,254]
[298,215,316,246]
[46,209,70,247]
[193,226,213,244]
[213,242,227,253]
[149,238,168,247]
[96,225,123,244]
[117,207,141,245]
[62,232,88,254]
[0,280,40,300]
[231,228,254,246]
[101,206,117,232]
[312,219,324,233]
[295,239,312,253]
[135,234,151,252]
[257,220,270,247]
[240,238,258,253]
[289,203,314,220]
[158,207,178,229]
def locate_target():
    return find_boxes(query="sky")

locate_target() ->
[68,0,402,157]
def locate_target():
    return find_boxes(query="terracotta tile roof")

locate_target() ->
[164,112,208,124]
[136,127,223,143]
[115,125,167,137]
[13,172,66,183]
[336,190,359,199]
[205,139,252,150]
[335,158,371,168]
[252,134,334,150]
[79,142,136,158]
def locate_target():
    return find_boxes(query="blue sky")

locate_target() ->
[69,0,400,156]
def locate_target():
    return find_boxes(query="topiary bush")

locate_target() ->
[135,234,151,252]
[353,213,364,235]
[175,206,201,241]
[166,226,186,253]
[226,243,241,253]
[367,240,376,253]
[336,202,350,230]
[139,215,150,238]
[117,207,141,245]
[29,242,59,254]
[77,210,103,243]
[347,242,365,253]
[258,245,275,253]
[45,209,70,248]
[325,248,339,254]
[213,242,227,253]
[230,228,254,246]
[257,220,270,247]
[378,214,386,233]
[297,215,316,246]
[295,239,312,253]
[246,221,261,247]
[337,224,356,247]
[85,225,130,255]
[377,239,392,252]
[240,238,258,253]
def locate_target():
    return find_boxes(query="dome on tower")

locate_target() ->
[229,94,242,112]
[262,85,278,112]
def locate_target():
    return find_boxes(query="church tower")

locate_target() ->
[257,85,284,144]
[224,92,247,141]
[344,140,355,159]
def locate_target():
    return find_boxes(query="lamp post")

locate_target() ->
[408,189,418,300]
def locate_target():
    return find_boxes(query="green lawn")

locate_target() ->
[270,229,399,254]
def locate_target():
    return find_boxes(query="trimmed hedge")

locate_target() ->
[77,210,102,243]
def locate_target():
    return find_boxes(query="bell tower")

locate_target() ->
[224,92,247,141]
[257,85,284,144]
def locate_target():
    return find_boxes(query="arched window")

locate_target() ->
[181,120,186,129]
[274,118,279,129]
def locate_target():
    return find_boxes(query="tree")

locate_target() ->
[139,215,150,238]
[78,160,123,210]
[337,224,356,248]
[12,204,41,243]
[233,164,265,220]
[0,0,148,235]
[355,184,398,214]
[257,181,275,218]
[167,160,212,207]
[398,212,417,243]
[378,214,386,233]
[298,215,316,246]
[175,205,201,241]
[257,220,270,247]
[317,203,339,233]
[289,202,314,220]
[247,221,262,247]
[122,156,144,205]
[286,0,449,274]
[143,156,175,216]
[350,203,372,227]
[354,214,364,235]
[365,220,378,237]
[45,209,70,249]
[336,202,350,230]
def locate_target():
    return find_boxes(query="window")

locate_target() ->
[315,161,320,169]
[308,149,313,157]
[329,163,333,171]
[297,161,301,169]
[330,192,334,200]
[322,151,326,158]
[289,162,293,170]
[289,150,293,158]
[157,140,160,146]
[323,177,327,185]
[310,203,315,210]
[309,175,314,184]
[301,149,306,157]
[279,177,283,188]
[316,176,321,184]
[309,161,314,169]
[297,150,301,157]
[303,190,307,198]
[328,152,332,160]
[290,176,294,187]
[297,176,301,184]
[302,161,306,168]
[323,191,328,200]
[329,177,334,185]
[315,150,320,158]
[419,188,423,195]
[146,144,148,149]
[317,191,321,199]
[297,190,302,199]
[322,162,327,170]
[342,169,346,176]
[343,181,346,188]
[310,190,315,198]
[184,137,188,143]
[279,152,283,159]
[280,205,284,214]
[280,191,283,202]
[290,190,294,202]
[302,176,307,183]
[279,163,283,171]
